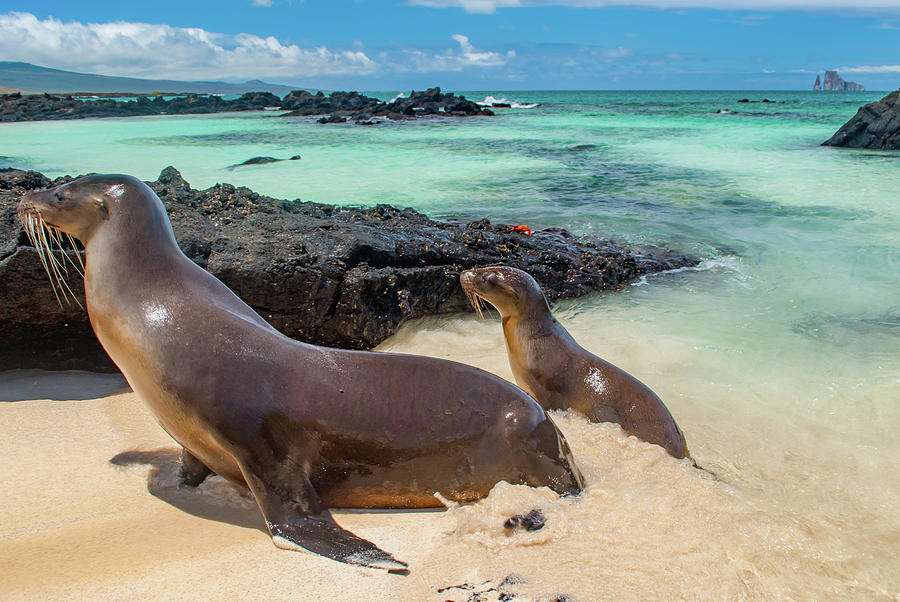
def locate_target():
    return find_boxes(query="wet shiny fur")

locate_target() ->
[461,266,690,460]
[18,176,584,571]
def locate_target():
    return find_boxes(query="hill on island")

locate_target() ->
[0,62,297,95]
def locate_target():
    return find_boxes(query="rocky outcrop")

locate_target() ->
[280,90,382,116]
[0,167,697,371]
[282,87,493,123]
[821,71,865,91]
[373,87,491,119]
[822,90,900,150]
[0,87,493,123]
[0,91,282,122]
[813,75,821,91]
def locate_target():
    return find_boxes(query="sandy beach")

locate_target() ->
[2,90,898,602]
[0,370,458,601]
[3,315,897,602]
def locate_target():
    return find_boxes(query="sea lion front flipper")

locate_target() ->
[268,513,409,573]
[178,449,214,487]
[240,466,408,572]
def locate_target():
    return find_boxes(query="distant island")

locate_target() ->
[0,61,297,95]
[813,70,865,91]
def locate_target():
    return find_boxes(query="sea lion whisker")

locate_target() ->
[24,211,84,309]
[26,215,50,283]
[29,216,64,307]
[47,226,69,275]
[465,289,488,320]
[37,218,71,305]
[40,216,80,307]
[473,292,492,320]
[66,232,86,272]
[50,226,84,277]
[44,221,83,307]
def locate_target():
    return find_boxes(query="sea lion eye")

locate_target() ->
[94,198,109,219]
[54,191,64,202]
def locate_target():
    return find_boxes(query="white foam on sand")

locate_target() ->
[1,356,897,599]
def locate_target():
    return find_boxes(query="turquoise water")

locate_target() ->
[2,90,898,594]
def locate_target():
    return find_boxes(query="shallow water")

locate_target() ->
[2,90,898,597]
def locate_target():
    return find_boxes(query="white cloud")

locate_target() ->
[839,64,900,73]
[394,34,515,71]
[410,0,900,11]
[413,0,523,13]
[252,0,274,6]
[602,46,633,58]
[0,12,377,80]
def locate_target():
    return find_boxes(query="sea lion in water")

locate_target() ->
[18,176,583,571]
[226,155,301,170]
[460,266,689,460]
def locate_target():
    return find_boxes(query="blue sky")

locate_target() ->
[1,1,899,89]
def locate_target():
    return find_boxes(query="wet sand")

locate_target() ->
[1,350,897,600]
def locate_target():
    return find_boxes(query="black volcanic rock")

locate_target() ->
[0,91,282,122]
[822,91,900,150]
[1,87,493,124]
[282,87,493,123]
[280,90,382,116]
[316,114,348,124]
[0,167,697,371]
[373,87,492,119]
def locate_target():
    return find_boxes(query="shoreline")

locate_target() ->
[0,166,696,372]
[0,87,492,124]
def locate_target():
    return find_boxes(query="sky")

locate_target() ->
[1,1,899,90]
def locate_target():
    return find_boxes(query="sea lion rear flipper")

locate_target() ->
[240,466,408,572]
[178,449,214,487]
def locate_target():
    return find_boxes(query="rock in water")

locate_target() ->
[814,74,821,91]
[822,91,900,150]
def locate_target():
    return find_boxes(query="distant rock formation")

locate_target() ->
[813,75,821,91]
[823,90,900,150]
[0,91,282,122]
[281,87,493,123]
[819,70,865,91]
[0,86,494,123]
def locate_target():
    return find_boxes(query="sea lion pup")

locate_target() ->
[18,175,583,572]
[460,266,690,460]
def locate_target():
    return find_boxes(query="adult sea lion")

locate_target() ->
[18,176,583,572]
[460,266,689,460]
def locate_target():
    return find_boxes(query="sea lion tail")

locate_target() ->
[268,514,409,573]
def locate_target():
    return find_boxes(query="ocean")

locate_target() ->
[2,90,898,598]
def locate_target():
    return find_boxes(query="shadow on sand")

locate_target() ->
[0,369,130,402]
[109,448,446,532]
[109,448,266,533]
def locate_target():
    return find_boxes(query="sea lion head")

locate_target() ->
[17,174,157,244]
[460,266,550,318]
